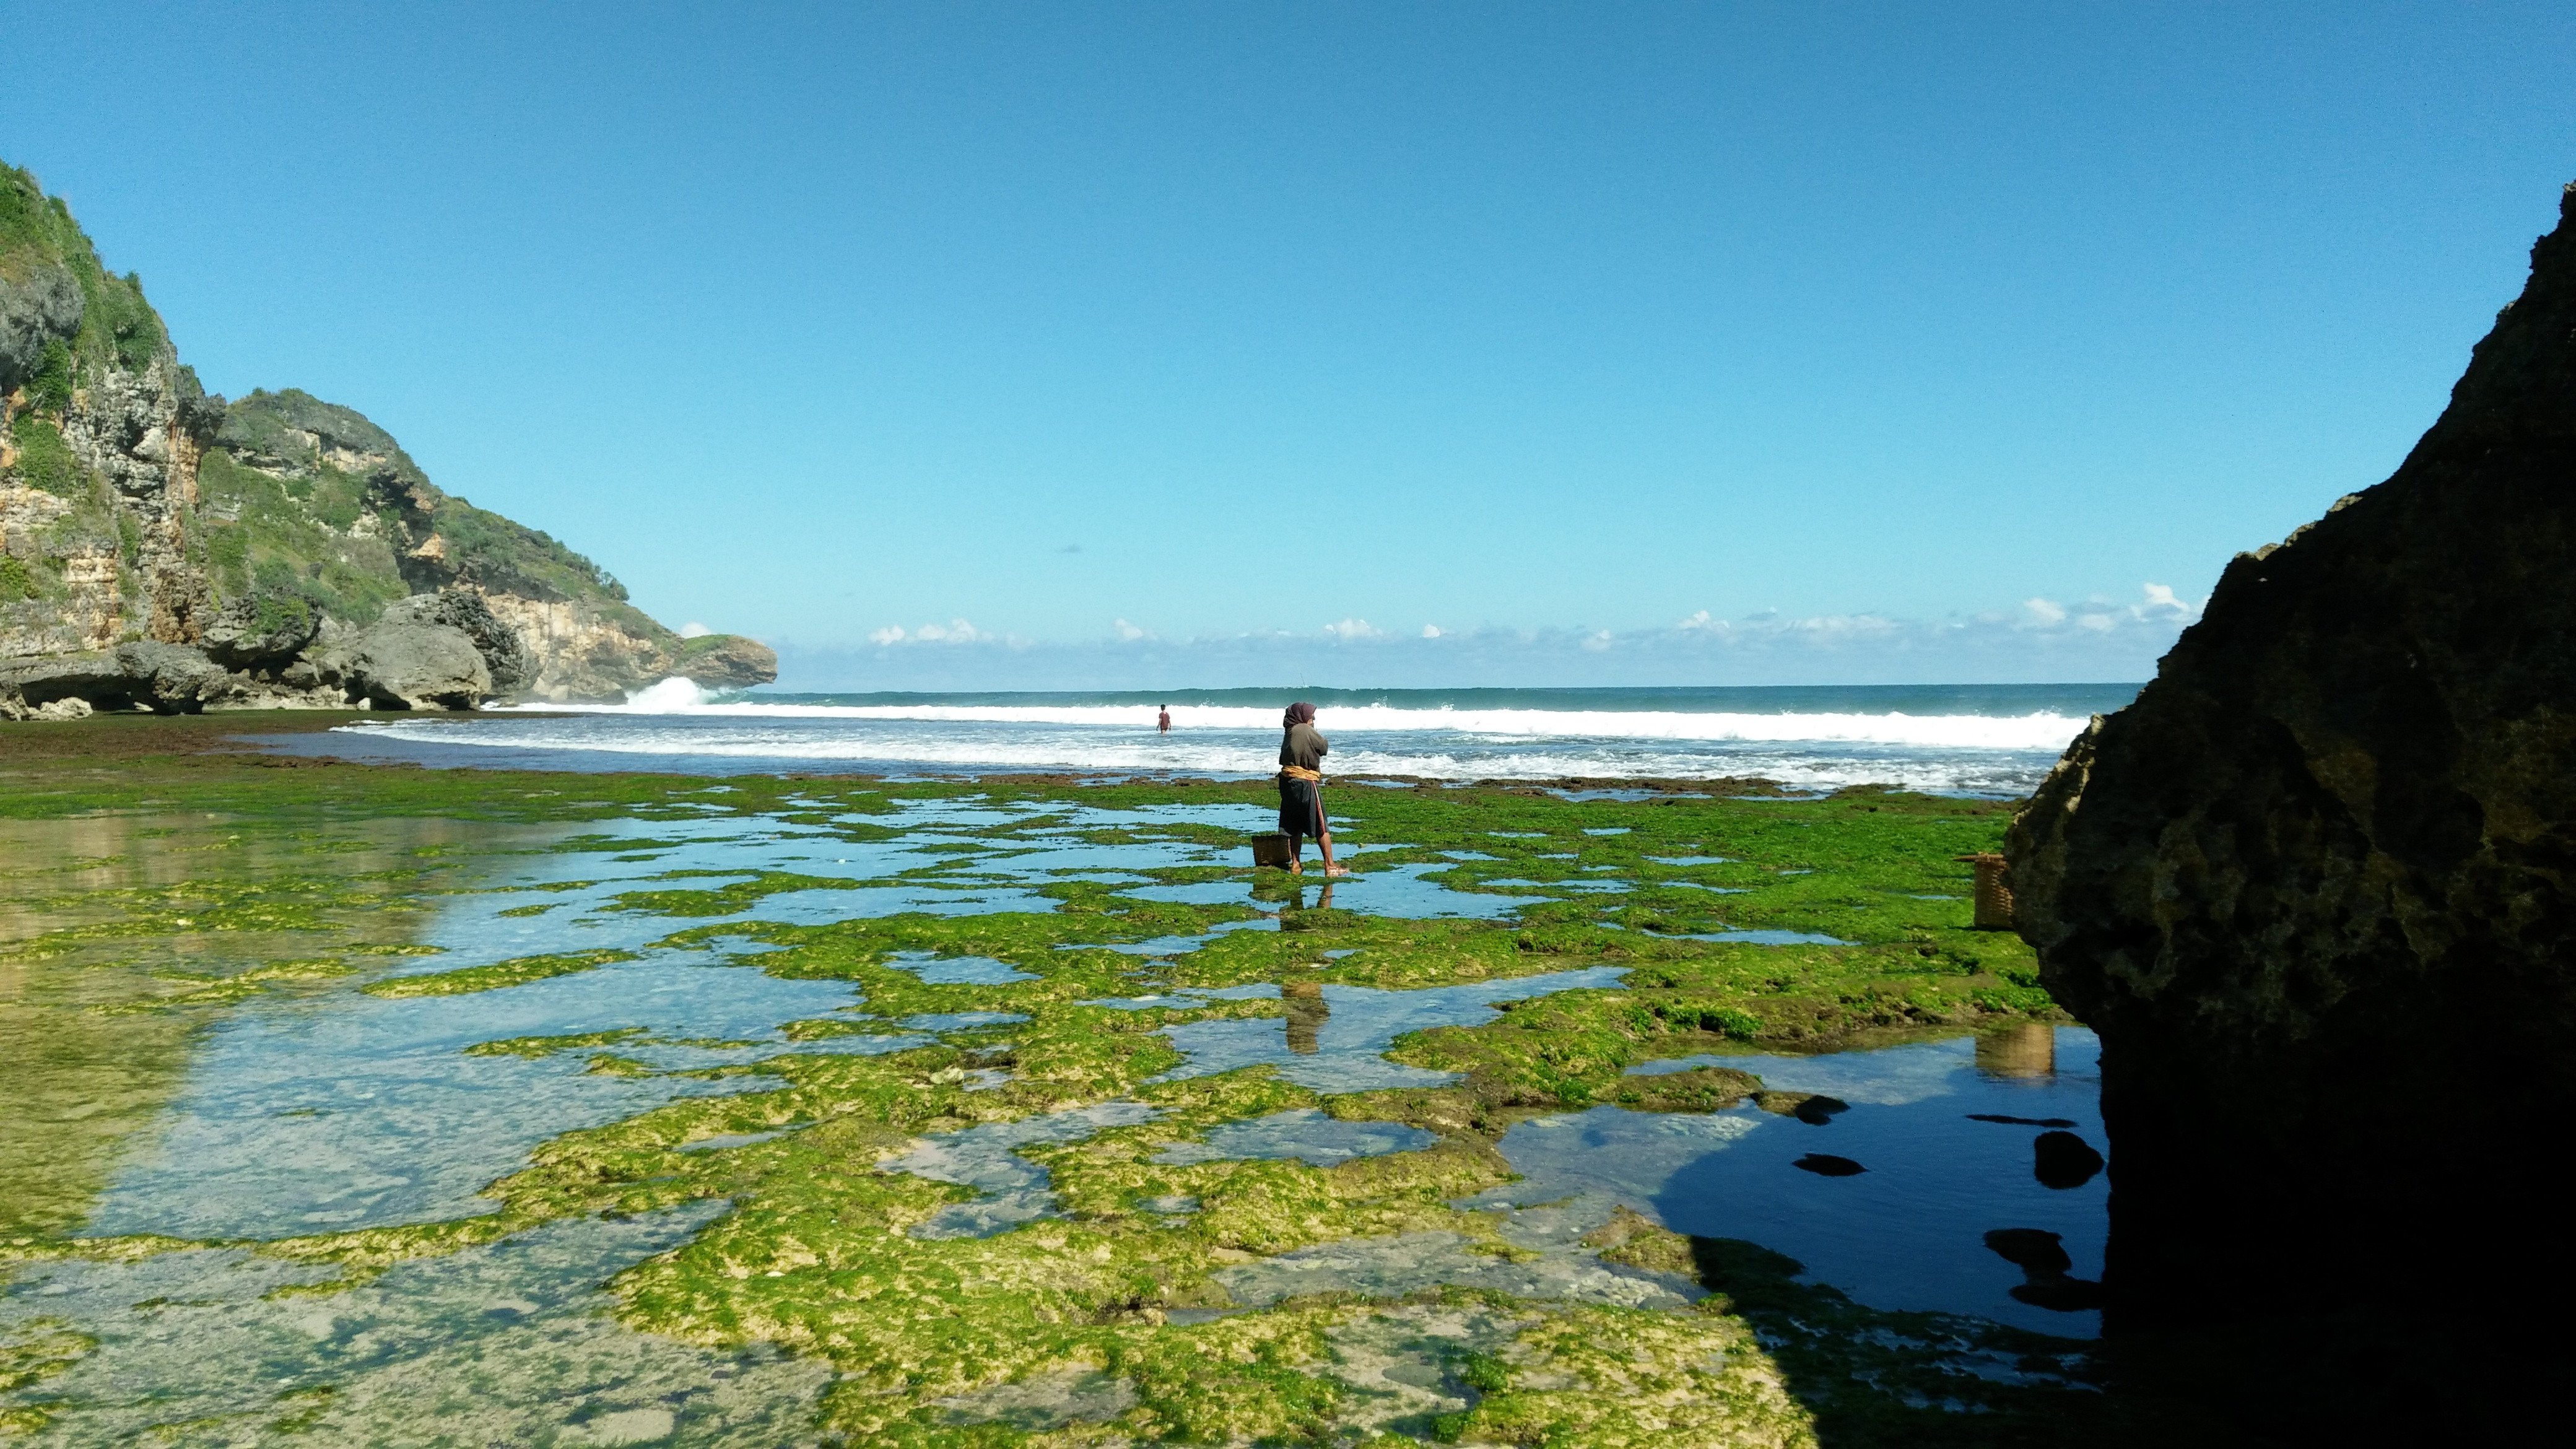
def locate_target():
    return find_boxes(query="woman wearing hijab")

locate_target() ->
[1277,702,1346,876]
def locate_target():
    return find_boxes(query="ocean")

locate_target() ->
[305,682,2138,797]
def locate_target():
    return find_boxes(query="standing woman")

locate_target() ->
[1278,702,1346,876]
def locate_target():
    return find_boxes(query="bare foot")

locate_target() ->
[1324,864,1350,877]
[1287,863,1303,874]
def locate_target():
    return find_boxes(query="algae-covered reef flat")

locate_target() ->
[0,717,2199,1445]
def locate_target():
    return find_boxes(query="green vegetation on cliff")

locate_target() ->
[210,388,648,614]
[7,159,773,698]
[0,163,173,384]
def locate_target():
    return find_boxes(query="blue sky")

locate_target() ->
[6,2,2572,689]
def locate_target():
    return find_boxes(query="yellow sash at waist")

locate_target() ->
[1277,765,1322,784]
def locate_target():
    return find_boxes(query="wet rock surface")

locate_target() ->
[2008,181,2576,1417]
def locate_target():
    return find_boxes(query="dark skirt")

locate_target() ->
[1278,777,1325,838]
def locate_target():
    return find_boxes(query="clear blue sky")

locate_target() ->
[6,2,2572,688]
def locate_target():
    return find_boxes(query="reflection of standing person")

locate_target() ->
[1283,978,1328,1054]
[1277,702,1346,876]
[1157,704,1172,734]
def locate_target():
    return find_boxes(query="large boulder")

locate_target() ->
[2007,182,2576,1341]
[381,588,533,693]
[341,622,490,710]
[200,591,322,669]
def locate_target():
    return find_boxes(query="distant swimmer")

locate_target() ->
[1277,702,1347,876]
[1157,704,1172,734]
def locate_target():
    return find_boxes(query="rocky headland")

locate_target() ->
[2008,180,2576,1409]
[2,161,773,718]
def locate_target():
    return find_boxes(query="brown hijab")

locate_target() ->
[1283,702,1316,728]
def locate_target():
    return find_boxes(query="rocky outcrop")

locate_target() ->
[4,160,777,714]
[382,588,531,693]
[3,642,238,716]
[672,631,780,689]
[2007,183,2576,1332]
[199,590,320,669]
[336,621,490,711]
[0,264,82,395]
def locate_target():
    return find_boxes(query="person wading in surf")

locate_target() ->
[1278,702,1346,876]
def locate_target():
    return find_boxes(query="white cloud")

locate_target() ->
[678,621,712,639]
[869,619,989,646]
[1580,629,1614,652]
[1421,624,1442,638]
[1675,609,1718,632]
[2142,582,2190,614]
[1115,618,1148,642]
[2022,598,2069,626]
[1324,617,1381,640]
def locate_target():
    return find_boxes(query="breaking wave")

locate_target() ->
[311,679,2129,796]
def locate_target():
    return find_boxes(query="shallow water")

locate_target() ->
[1470,1027,2108,1335]
[85,951,915,1240]
[2,778,2104,1437]
[881,1101,1164,1238]
[1155,967,1630,1092]
[1154,1109,1438,1169]
[0,1205,832,1445]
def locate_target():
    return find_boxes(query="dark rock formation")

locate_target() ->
[1755,1091,1850,1124]
[1790,1153,1865,1177]
[1982,1229,2105,1312]
[2008,183,2576,1333]
[2030,1129,2103,1190]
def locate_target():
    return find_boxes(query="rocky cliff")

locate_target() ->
[1,161,773,716]
[2007,183,2576,1336]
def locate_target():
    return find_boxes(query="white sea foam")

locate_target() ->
[519,681,2085,752]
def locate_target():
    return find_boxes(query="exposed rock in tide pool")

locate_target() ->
[2008,181,2576,1341]
[2030,1129,2102,1190]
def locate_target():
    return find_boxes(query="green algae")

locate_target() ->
[359,947,638,999]
[0,732,2105,1443]
[465,1027,651,1060]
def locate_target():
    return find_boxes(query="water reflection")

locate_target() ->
[1975,1021,2056,1078]
[1283,980,1328,1055]
[1155,968,1627,1093]
[1479,1029,2107,1334]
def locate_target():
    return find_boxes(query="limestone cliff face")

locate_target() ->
[2006,183,2576,1329]
[2,167,223,659]
[2,160,775,713]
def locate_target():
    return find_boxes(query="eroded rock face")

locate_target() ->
[383,588,533,694]
[2007,183,2576,1330]
[200,591,321,669]
[339,622,490,711]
